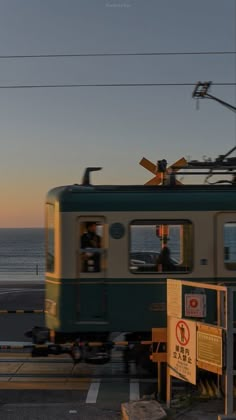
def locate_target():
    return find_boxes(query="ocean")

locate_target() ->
[0,228,45,282]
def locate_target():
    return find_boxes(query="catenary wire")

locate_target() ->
[0,51,235,59]
[0,82,235,89]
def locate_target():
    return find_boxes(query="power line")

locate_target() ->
[0,51,235,59]
[0,82,235,89]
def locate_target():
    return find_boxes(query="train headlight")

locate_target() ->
[45,299,57,316]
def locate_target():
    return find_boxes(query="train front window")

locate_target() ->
[129,220,193,274]
[46,204,55,273]
[224,222,236,270]
[79,221,104,273]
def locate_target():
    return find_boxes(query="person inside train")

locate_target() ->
[156,246,176,272]
[81,222,101,272]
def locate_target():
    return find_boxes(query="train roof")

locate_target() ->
[46,183,236,212]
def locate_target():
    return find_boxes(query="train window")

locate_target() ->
[46,204,55,273]
[129,220,193,274]
[79,221,104,273]
[224,222,236,270]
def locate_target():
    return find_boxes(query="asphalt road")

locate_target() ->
[0,281,44,341]
[0,281,139,419]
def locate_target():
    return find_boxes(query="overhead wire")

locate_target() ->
[0,82,235,89]
[0,51,234,89]
[0,51,234,59]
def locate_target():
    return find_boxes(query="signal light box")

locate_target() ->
[185,293,206,318]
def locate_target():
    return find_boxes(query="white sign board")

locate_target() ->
[185,294,206,318]
[167,279,182,318]
[168,316,196,384]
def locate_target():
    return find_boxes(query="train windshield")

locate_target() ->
[79,219,105,274]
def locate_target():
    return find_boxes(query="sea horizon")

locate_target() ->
[0,228,45,282]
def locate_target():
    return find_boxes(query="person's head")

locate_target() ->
[160,246,170,259]
[86,222,97,232]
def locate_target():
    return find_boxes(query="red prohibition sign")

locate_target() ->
[176,320,190,346]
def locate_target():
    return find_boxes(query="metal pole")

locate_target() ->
[166,364,171,408]
[225,287,234,415]
[157,361,161,397]
[217,290,225,393]
[166,316,171,408]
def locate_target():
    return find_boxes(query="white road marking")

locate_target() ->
[130,380,140,401]
[86,380,101,404]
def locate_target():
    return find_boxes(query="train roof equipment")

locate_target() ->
[140,147,236,186]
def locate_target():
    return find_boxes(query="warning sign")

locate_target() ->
[185,294,206,318]
[176,320,190,346]
[168,317,196,384]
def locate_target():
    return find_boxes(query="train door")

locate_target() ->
[77,217,108,322]
[215,213,236,280]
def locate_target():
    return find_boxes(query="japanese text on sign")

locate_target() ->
[168,316,196,385]
[167,279,182,318]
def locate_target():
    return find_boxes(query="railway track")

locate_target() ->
[0,350,157,380]
[0,347,224,400]
[0,349,161,406]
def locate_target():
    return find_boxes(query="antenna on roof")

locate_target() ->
[82,167,102,186]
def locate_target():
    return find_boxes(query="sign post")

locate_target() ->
[165,278,234,415]
[166,279,236,415]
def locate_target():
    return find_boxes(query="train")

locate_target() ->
[29,158,236,367]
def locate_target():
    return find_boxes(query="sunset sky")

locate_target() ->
[0,0,235,227]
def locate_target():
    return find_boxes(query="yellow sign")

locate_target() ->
[167,279,182,318]
[168,316,196,384]
[197,329,223,374]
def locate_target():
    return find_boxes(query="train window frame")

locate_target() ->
[224,221,236,271]
[129,219,193,274]
[45,204,55,273]
[78,217,107,276]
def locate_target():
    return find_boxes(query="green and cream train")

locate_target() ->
[43,167,236,354]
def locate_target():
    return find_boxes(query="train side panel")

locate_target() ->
[45,187,236,339]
